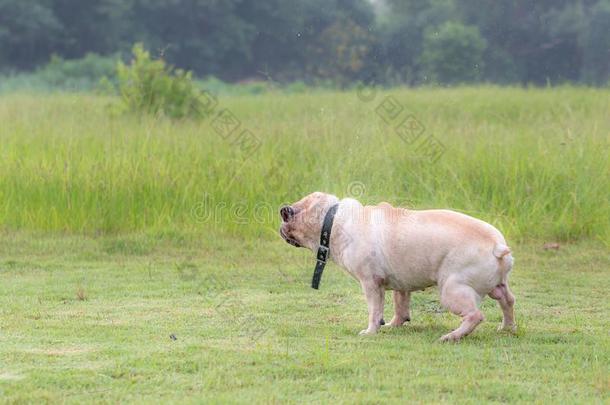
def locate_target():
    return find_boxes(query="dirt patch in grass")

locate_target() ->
[27,347,93,356]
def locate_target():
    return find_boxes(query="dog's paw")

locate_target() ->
[497,323,517,333]
[358,329,377,336]
[439,332,462,343]
[385,315,410,327]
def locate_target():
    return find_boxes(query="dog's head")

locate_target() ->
[279,192,339,251]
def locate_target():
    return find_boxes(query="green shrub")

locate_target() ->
[0,53,118,93]
[196,77,275,96]
[38,53,118,89]
[116,44,211,119]
[284,80,308,93]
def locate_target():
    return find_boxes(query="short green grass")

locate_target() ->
[0,233,608,403]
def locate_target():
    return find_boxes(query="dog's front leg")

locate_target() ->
[358,279,385,335]
[388,290,411,326]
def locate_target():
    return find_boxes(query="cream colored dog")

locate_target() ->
[279,192,516,342]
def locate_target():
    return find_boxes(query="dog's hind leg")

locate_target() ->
[387,290,410,326]
[439,278,484,342]
[489,251,516,332]
[489,282,516,332]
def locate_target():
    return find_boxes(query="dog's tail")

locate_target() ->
[493,243,514,277]
[493,243,511,259]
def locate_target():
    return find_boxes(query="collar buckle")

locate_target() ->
[317,245,330,263]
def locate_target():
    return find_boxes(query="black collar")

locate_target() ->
[311,203,340,289]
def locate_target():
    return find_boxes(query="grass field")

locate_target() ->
[0,87,609,403]
[0,234,608,403]
[1,87,608,242]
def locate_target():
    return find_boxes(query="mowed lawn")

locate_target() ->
[0,233,608,403]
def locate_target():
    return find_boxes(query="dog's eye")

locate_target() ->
[280,206,294,222]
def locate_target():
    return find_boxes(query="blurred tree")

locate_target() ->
[456,0,596,84]
[580,0,610,84]
[131,0,255,80]
[0,0,608,86]
[128,0,375,81]
[0,0,61,69]
[420,21,487,84]
[305,17,374,85]
[377,0,456,84]
[543,2,586,83]
[237,0,311,82]
[49,0,132,58]
[239,0,376,82]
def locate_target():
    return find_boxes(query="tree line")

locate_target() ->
[1,0,609,86]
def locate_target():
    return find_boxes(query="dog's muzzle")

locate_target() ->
[280,227,302,247]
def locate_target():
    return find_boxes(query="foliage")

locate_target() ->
[452,0,601,85]
[420,22,487,84]
[0,0,61,69]
[377,0,456,84]
[0,53,118,93]
[580,0,610,84]
[36,53,118,89]
[116,44,210,119]
[130,0,252,80]
[47,0,131,59]
[306,17,374,86]
[1,0,609,86]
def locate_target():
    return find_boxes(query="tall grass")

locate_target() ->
[0,87,608,243]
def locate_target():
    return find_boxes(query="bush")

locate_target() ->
[37,53,118,90]
[0,53,118,93]
[116,44,211,119]
[196,77,273,95]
